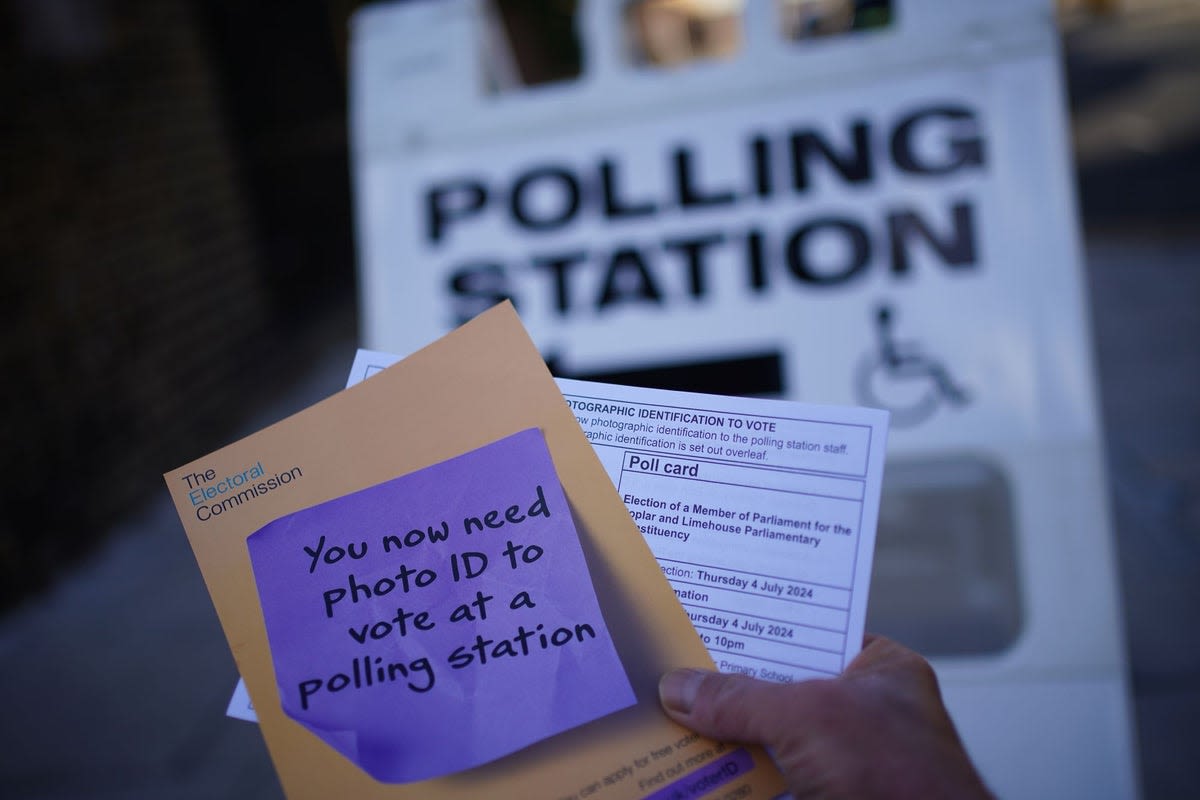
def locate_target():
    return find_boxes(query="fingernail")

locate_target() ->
[659,668,708,715]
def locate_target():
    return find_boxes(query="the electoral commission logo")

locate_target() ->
[179,461,303,521]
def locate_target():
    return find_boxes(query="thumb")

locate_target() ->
[658,668,795,744]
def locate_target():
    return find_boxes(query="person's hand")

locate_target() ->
[658,635,993,799]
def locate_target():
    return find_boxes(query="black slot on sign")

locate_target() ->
[548,352,784,397]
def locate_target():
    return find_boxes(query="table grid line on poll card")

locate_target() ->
[669,577,850,614]
[689,625,846,660]
[630,473,863,505]
[699,646,844,674]
[681,601,847,638]
[846,490,868,670]
[666,567,850,636]
[698,631,846,674]
[695,620,846,665]
[659,558,856,595]
[703,644,841,677]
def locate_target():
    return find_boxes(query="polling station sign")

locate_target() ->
[357,70,1035,438]
[356,46,1103,450]
[350,2,1137,797]
[421,97,983,323]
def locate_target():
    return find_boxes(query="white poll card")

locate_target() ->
[353,351,889,678]
[555,378,888,681]
[231,353,888,721]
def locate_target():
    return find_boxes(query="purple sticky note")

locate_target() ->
[247,428,635,783]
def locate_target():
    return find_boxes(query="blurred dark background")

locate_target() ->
[0,0,361,609]
[0,0,1197,797]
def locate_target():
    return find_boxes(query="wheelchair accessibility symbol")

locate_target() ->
[855,303,970,428]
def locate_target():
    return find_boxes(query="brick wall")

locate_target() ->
[0,0,299,608]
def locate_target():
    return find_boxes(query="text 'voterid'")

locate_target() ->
[246,428,634,784]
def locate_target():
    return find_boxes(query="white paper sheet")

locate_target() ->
[556,378,887,680]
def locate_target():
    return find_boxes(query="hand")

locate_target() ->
[658,635,993,799]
